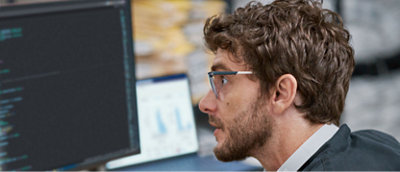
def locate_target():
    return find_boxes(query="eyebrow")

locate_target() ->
[211,63,232,71]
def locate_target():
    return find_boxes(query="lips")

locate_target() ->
[209,122,218,128]
[208,122,223,140]
[209,116,223,128]
[208,116,224,140]
[214,128,222,138]
[209,122,222,130]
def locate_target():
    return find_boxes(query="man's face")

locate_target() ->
[199,49,274,161]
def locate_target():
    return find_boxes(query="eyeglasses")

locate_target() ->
[208,71,253,98]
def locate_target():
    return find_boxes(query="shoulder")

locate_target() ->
[352,129,400,148]
[301,124,400,171]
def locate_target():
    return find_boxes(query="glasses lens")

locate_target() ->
[209,74,218,97]
[210,75,223,97]
[213,75,223,95]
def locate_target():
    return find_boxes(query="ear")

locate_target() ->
[270,74,297,114]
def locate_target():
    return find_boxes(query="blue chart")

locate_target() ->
[155,107,193,135]
[106,75,199,168]
[175,107,192,131]
[156,110,167,134]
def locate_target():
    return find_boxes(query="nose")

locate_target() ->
[199,90,217,114]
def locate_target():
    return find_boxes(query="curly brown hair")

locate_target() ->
[204,0,354,125]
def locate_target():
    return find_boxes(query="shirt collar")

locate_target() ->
[277,124,339,171]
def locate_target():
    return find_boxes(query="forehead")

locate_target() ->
[212,49,246,71]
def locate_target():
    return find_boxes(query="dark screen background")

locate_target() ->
[0,2,139,171]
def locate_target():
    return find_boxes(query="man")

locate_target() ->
[198,0,400,171]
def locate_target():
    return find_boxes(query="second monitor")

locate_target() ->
[106,74,199,170]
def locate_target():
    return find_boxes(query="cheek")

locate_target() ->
[224,95,247,114]
[222,90,244,110]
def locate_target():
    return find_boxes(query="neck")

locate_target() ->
[250,114,324,171]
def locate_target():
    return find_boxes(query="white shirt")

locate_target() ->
[277,124,339,171]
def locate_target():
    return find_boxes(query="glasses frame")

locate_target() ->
[207,71,253,98]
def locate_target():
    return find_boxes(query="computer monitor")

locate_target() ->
[0,0,139,170]
[106,74,199,170]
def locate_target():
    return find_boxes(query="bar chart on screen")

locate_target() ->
[107,74,198,168]
[137,77,197,157]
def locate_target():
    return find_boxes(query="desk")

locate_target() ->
[113,153,263,171]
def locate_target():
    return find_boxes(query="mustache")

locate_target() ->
[209,115,224,129]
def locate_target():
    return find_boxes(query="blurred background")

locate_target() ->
[130,0,400,142]
[1,0,399,169]
[130,0,400,141]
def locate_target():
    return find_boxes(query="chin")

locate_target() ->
[215,138,225,147]
[213,144,248,162]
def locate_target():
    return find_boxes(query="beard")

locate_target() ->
[210,98,273,162]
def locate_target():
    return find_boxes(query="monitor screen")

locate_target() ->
[106,74,199,170]
[0,0,140,170]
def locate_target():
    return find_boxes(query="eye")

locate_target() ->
[221,76,228,85]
